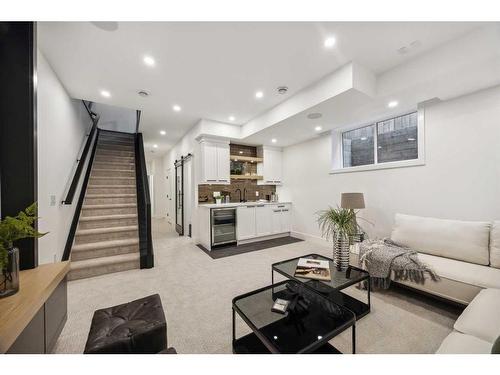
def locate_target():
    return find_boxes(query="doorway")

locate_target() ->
[166,168,173,225]
[174,153,193,236]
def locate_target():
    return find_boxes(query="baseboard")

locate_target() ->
[237,233,289,245]
[291,231,329,246]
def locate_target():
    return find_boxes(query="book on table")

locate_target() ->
[294,258,331,281]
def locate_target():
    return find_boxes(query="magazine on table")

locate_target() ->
[294,257,331,281]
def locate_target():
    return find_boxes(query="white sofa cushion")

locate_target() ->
[454,288,500,343]
[418,253,500,289]
[391,214,491,265]
[490,221,500,269]
[436,332,492,354]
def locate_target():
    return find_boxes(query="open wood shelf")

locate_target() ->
[230,175,263,180]
[230,155,263,163]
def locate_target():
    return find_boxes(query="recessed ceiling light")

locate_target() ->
[271,138,277,143]
[255,91,264,99]
[315,126,322,132]
[173,105,181,112]
[143,55,155,67]
[100,90,111,98]
[228,116,235,121]
[239,151,243,154]
[388,100,399,108]
[153,144,158,148]
[324,36,336,48]
[160,130,166,135]
[360,137,367,141]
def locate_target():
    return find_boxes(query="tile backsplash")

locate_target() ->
[198,181,276,203]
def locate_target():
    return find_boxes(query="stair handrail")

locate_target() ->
[62,128,101,261]
[135,132,154,268]
[62,100,99,205]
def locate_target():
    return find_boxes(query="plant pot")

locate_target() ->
[0,247,20,298]
[333,233,350,271]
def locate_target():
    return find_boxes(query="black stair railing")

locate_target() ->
[135,132,154,268]
[62,100,99,205]
[62,128,100,261]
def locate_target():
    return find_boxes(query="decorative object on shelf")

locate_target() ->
[341,192,366,251]
[0,203,47,299]
[317,207,357,271]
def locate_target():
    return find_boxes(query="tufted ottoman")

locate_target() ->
[84,294,167,354]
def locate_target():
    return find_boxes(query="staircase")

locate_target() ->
[68,130,141,280]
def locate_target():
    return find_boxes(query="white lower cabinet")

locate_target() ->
[236,206,256,240]
[255,205,272,236]
[271,204,291,234]
[237,204,291,241]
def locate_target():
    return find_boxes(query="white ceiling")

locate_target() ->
[38,22,480,153]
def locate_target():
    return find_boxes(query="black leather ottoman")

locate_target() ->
[84,294,167,354]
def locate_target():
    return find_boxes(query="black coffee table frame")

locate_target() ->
[232,280,356,354]
[272,253,371,320]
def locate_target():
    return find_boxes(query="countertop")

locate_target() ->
[198,201,291,208]
[0,261,70,353]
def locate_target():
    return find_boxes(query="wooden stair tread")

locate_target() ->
[90,176,135,179]
[72,238,139,251]
[70,253,140,270]
[82,203,137,209]
[79,214,138,221]
[76,225,138,236]
[85,194,136,198]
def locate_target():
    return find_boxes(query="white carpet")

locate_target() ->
[53,219,460,354]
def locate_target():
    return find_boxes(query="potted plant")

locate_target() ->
[0,203,47,298]
[317,207,357,271]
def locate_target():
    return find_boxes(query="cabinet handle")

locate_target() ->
[278,205,285,208]
[273,210,282,212]
[282,209,289,212]
[256,205,265,207]
[207,179,217,182]
[266,180,273,183]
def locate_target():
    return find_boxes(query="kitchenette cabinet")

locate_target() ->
[236,205,257,240]
[236,203,291,241]
[198,202,292,250]
[257,146,283,185]
[198,137,230,184]
[271,204,291,234]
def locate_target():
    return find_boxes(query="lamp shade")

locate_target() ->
[341,193,365,209]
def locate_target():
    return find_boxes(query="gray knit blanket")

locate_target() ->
[359,238,440,289]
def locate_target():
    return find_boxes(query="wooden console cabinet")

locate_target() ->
[0,261,70,353]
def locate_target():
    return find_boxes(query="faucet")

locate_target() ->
[235,188,242,202]
[243,188,248,202]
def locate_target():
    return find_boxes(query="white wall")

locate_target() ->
[37,50,93,264]
[150,157,168,218]
[279,85,500,241]
[92,102,136,133]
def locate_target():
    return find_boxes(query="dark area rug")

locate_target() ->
[197,236,304,259]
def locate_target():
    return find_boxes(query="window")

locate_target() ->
[332,111,423,173]
[342,124,375,167]
[377,112,418,163]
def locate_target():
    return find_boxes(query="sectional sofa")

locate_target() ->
[388,214,500,353]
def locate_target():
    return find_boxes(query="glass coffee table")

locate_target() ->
[272,254,370,320]
[232,280,356,354]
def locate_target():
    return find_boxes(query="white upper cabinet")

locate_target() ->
[216,143,230,184]
[198,137,230,184]
[257,146,283,185]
